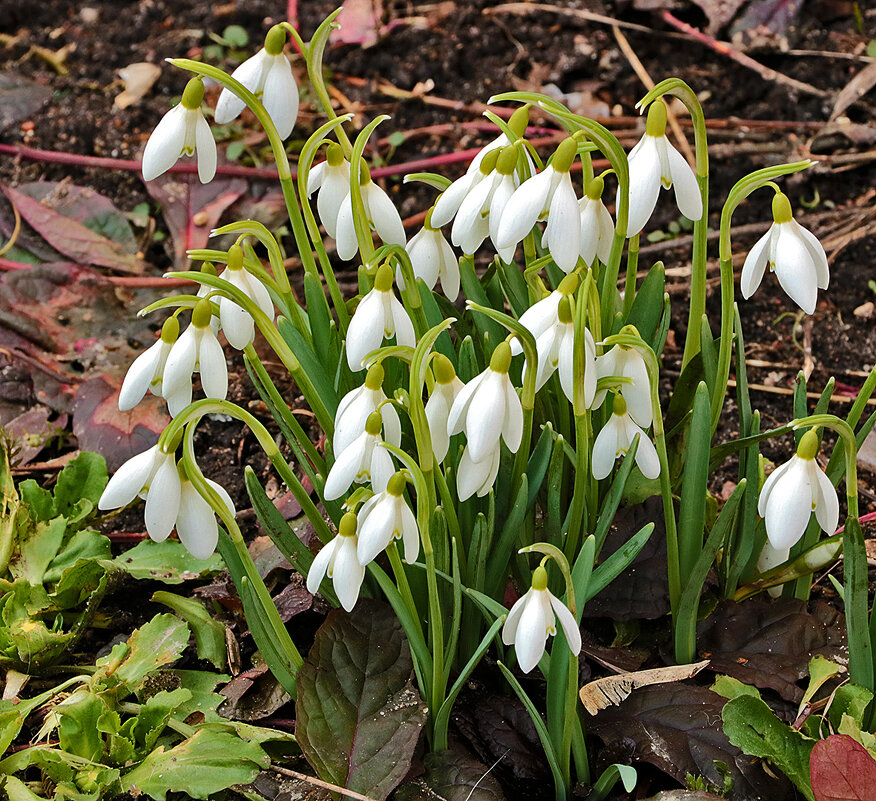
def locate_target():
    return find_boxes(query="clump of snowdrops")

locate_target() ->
[100,11,876,799]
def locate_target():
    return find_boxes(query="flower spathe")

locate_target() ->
[161,299,228,417]
[757,428,839,551]
[214,26,299,140]
[502,565,582,673]
[308,143,350,240]
[142,78,216,184]
[591,394,660,480]
[333,363,401,457]
[307,513,365,612]
[740,191,829,315]
[118,317,179,411]
[324,411,395,500]
[626,101,702,237]
[356,472,419,566]
[425,354,465,463]
[216,245,275,350]
[345,263,416,371]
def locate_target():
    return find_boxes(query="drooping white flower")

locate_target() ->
[401,217,460,300]
[142,78,216,184]
[175,474,236,559]
[425,354,464,463]
[447,341,524,465]
[333,362,401,457]
[346,263,416,371]
[307,143,350,240]
[757,428,839,551]
[594,340,652,428]
[756,541,792,599]
[307,513,365,612]
[591,394,660,480]
[214,25,299,139]
[119,317,179,411]
[502,564,582,674]
[495,137,581,273]
[740,191,829,315]
[578,176,615,265]
[626,100,702,237]
[215,244,274,350]
[457,444,501,501]
[324,411,395,500]
[335,161,406,261]
[509,274,577,357]
[431,148,499,232]
[356,471,419,566]
[161,299,228,417]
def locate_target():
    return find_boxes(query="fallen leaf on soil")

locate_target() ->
[1,184,144,273]
[810,734,876,801]
[696,599,846,703]
[72,374,169,471]
[590,684,793,800]
[580,659,711,715]
[218,664,291,723]
[395,749,507,801]
[331,0,383,47]
[830,61,876,122]
[115,62,162,109]
[4,407,67,465]
[0,72,52,132]
[730,0,805,40]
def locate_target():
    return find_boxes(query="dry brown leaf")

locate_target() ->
[115,62,162,110]
[830,61,876,122]
[579,659,710,715]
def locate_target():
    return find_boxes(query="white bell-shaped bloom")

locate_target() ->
[333,363,401,457]
[307,144,350,240]
[425,355,465,463]
[496,138,580,273]
[594,341,652,428]
[307,513,365,612]
[324,411,395,500]
[757,429,838,551]
[447,341,524,464]
[591,394,660,480]
[335,162,406,261]
[756,541,792,599]
[400,216,460,300]
[346,263,416,371]
[162,299,228,417]
[457,444,502,501]
[98,444,164,511]
[509,274,577,357]
[119,317,179,411]
[740,191,829,316]
[175,475,236,560]
[142,79,216,184]
[356,472,419,566]
[626,101,702,237]
[502,564,582,674]
[578,176,615,265]
[523,296,597,406]
[215,244,274,350]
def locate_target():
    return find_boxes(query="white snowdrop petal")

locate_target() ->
[194,112,217,184]
[162,327,199,399]
[346,291,386,370]
[398,503,419,564]
[388,296,416,348]
[811,461,839,536]
[502,378,524,453]
[665,143,702,221]
[197,332,229,399]
[622,351,653,429]
[324,436,368,500]
[262,54,298,139]
[447,372,486,436]
[626,136,662,236]
[317,170,349,240]
[431,173,475,228]
[307,538,337,595]
[333,389,372,456]
[512,292,562,356]
[557,328,575,404]
[633,427,661,480]
[550,594,582,654]
[99,446,158,510]
[142,105,189,182]
[381,402,402,449]
[366,184,406,246]
[495,169,554,250]
[357,496,396,565]
[774,224,819,314]
[219,293,254,351]
[175,483,219,560]
[596,202,615,264]
[740,228,772,300]
[793,221,829,291]
[545,176,580,273]
[757,458,794,518]
[215,50,269,123]
[335,194,360,261]
[452,176,494,254]
[204,478,236,517]
[457,445,495,501]
[591,418,621,480]
[438,234,461,300]
[144,457,181,543]
[502,591,530,645]
[244,272,275,321]
[514,594,549,673]
[426,391,451,464]
[119,342,163,411]
[466,373,506,463]
[405,230,441,289]
[369,446,394,493]
[764,460,813,550]
[478,446,502,497]
[333,539,365,611]
[578,199,599,266]
[307,161,327,196]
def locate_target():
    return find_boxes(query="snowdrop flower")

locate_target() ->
[175,471,236,559]
[335,161,406,261]
[425,354,464,463]
[510,274,577,357]
[119,317,179,411]
[592,394,660,480]
[400,208,460,300]
[356,472,419,566]
[333,363,401,457]
[431,148,499,232]
[523,296,597,405]
[448,341,524,464]
[307,143,350,240]
[346,263,416,371]
[162,299,228,417]
[740,191,829,315]
[594,338,652,428]
[502,563,581,673]
[307,513,365,612]
[97,445,180,543]
[216,244,274,350]
[324,411,395,500]
[496,137,581,273]
[757,428,838,551]
[626,101,702,237]
[756,541,791,599]
[214,25,298,139]
[142,78,216,184]
[457,444,501,501]
[430,106,530,228]
[578,176,615,265]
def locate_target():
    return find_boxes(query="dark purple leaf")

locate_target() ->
[218,664,291,723]
[697,599,846,703]
[395,749,507,801]
[4,407,67,465]
[296,599,428,800]
[810,735,876,801]
[0,72,52,132]
[730,0,805,39]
